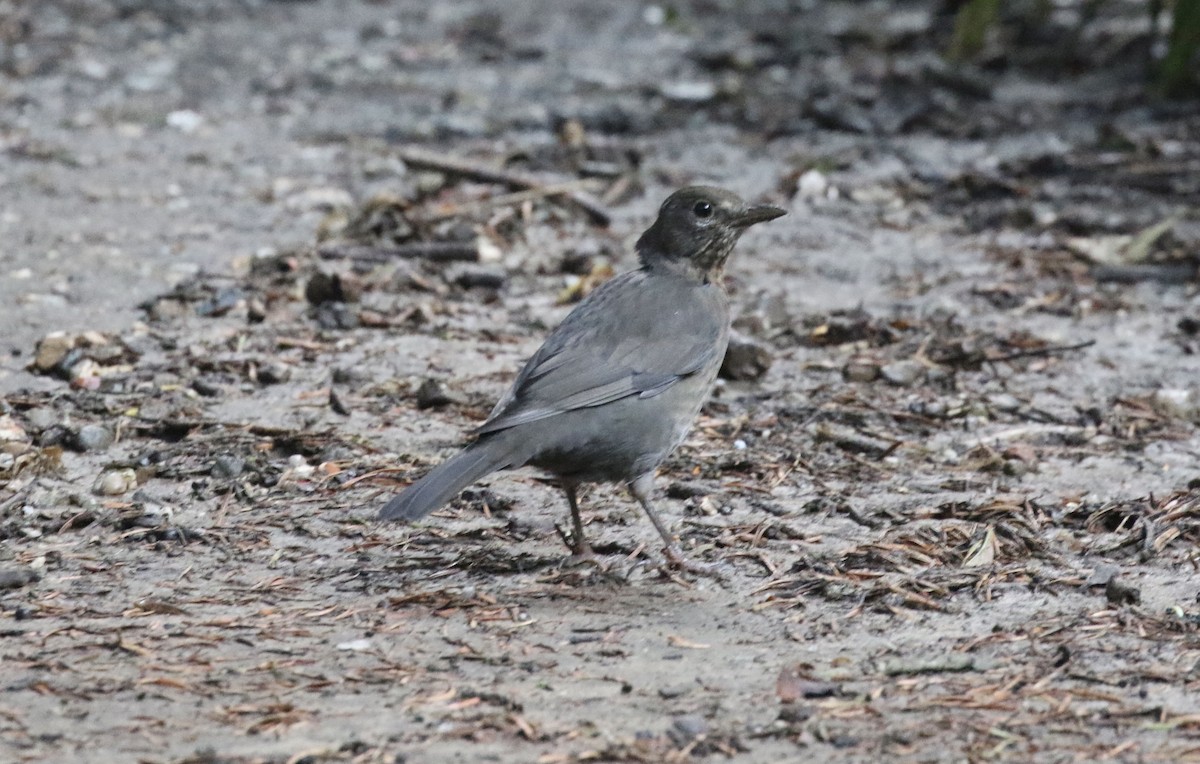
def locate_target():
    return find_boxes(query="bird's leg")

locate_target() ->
[628,473,722,577]
[562,484,595,559]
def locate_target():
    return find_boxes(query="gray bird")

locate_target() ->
[379,186,785,571]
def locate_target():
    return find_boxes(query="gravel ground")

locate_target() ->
[2,2,1199,763]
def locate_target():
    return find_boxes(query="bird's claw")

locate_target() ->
[662,545,728,580]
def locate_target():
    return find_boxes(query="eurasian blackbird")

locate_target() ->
[379,186,785,570]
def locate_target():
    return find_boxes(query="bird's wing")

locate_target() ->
[474,270,727,436]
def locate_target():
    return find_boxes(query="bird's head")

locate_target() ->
[635,186,785,280]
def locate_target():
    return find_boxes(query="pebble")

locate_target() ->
[452,266,507,291]
[1152,388,1200,421]
[24,408,58,433]
[880,359,924,387]
[669,715,709,744]
[314,302,361,330]
[0,415,27,442]
[795,169,829,200]
[720,334,773,381]
[305,272,360,305]
[192,378,223,398]
[32,332,74,372]
[166,109,204,133]
[287,454,315,479]
[0,567,40,590]
[842,357,880,382]
[988,393,1022,413]
[416,378,462,409]
[212,454,245,480]
[256,362,292,385]
[1105,576,1141,606]
[37,424,73,448]
[73,423,114,452]
[94,469,137,496]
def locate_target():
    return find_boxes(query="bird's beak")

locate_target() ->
[732,204,786,228]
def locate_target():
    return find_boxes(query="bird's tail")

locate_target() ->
[378,440,513,521]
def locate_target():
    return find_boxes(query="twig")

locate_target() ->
[1092,263,1196,284]
[395,146,612,226]
[316,241,482,263]
[413,179,601,222]
[986,339,1095,363]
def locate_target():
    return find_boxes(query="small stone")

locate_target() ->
[413,171,446,196]
[147,297,191,321]
[452,266,506,291]
[778,705,815,724]
[94,469,137,496]
[669,715,708,745]
[192,378,223,397]
[240,299,265,327]
[0,415,27,443]
[1152,388,1200,421]
[658,684,692,699]
[1085,563,1120,587]
[37,424,72,448]
[795,169,829,200]
[32,332,74,372]
[212,454,245,480]
[314,302,361,330]
[72,423,114,452]
[0,567,40,589]
[988,393,1022,413]
[257,362,291,385]
[416,378,461,409]
[842,356,880,382]
[194,288,244,317]
[24,408,58,433]
[68,358,103,390]
[1105,576,1140,606]
[720,334,772,381]
[332,367,369,385]
[166,109,204,133]
[306,272,361,304]
[287,454,315,479]
[880,360,924,387]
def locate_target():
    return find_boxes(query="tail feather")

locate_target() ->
[379,442,510,521]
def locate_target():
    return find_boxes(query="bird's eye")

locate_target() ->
[692,201,713,218]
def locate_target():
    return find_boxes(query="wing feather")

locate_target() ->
[474,270,726,437]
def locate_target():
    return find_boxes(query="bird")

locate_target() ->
[379,186,785,572]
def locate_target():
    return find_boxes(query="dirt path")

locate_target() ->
[2,2,1198,762]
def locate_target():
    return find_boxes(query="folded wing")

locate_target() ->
[475,270,725,436]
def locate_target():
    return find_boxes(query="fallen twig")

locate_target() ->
[986,339,1096,363]
[1092,263,1196,284]
[317,241,484,263]
[395,145,612,226]
[413,179,601,222]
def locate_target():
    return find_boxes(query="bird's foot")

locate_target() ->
[565,547,609,572]
[555,522,591,555]
[661,545,729,581]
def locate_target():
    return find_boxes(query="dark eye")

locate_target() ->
[692,201,713,218]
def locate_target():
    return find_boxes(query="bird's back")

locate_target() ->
[480,266,730,481]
